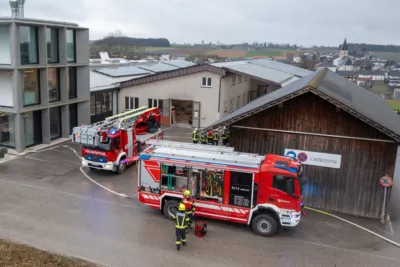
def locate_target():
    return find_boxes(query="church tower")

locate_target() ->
[339,38,348,58]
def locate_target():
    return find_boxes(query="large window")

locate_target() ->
[0,113,15,148]
[46,28,59,63]
[67,67,77,99]
[49,107,61,140]
[48,68,60,102]
[24,111,42,147]
[148,98,162,109]
[201,77,212,87]
[19,26,38,65]
[23,69,40,106]
[125,96,139,110]
[90,92,113,122]
[66,29,76,63]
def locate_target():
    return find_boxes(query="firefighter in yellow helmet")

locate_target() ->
[182,190,196,232]
[172,203,190,251]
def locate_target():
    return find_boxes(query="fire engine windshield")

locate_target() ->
[83,138,117,151]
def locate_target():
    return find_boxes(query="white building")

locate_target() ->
[118,59,313,128]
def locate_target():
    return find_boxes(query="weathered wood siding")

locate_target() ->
[231,92,397,218]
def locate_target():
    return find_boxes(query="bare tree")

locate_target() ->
[299,55,316,71]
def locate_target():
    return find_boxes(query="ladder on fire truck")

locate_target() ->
[144,141,265,169]
[146,140,235,153]
[72,106,157,146]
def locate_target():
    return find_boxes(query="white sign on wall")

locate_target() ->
[284,149,342,169]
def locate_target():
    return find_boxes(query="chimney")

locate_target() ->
[9,1,19,18]
[17,0,25,18]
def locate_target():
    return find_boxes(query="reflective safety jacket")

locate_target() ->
[212,131,219,141]
[192,130,199,141]
[222,131,229,140]
[200,133,207,142]
[183,197,196,214]
[172,211,189,229]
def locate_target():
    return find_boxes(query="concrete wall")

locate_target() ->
[0,70,14,107]
[118,71,222,128]
[0,25,11,64]
[219,73,251,116]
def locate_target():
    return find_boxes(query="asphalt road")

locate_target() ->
[0,126,399,267]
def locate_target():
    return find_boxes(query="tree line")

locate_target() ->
[335,43,400,53]
[93,30,170,47]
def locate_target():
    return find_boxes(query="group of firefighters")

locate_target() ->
[192,126,230,146]
[173,190,196,251]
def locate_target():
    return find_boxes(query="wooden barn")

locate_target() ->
[206,68,400,219]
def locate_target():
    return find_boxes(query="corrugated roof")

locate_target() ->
[90,71,150,92]
[251,59,313,77]
[94,66,152,77]
[206,68,400,141]
[211,61,249,68]
[225,63,294,84]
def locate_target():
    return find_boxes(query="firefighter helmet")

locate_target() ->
[179,203,186,211]
[184,190,191,196]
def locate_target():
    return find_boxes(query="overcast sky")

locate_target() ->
[1,0,399,47]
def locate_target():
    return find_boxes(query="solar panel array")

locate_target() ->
[94,66,152,77]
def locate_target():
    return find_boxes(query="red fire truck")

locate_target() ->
[72,106,163,174]
[137,140,304,237]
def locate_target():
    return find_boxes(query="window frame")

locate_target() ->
[231,75,236,85]
[19,26,39,65]
[148,98,162,109]
[272,175,295,195]
[125,96,139,110]
[68,67,77,99]
[23,69,41,107]
[66,29,76,63]
[201,77,212,88]
[48,67,60,102]
[238,75,242,83]
[236,95,241,110]
[46,27,59,64]
[244,75,248,82]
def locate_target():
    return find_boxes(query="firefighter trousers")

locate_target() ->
[193,140,198,144]
[222,139,228,146]
[212,140,218,145]
[176,228,187,249]
[186,212,193,230]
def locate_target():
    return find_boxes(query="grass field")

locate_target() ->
[0,239,97,267]
[245,48,292,57]
[387,100,400,110]
[371,83,390,94]
[371,51,400,61]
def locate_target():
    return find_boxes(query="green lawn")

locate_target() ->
[371,51,400,61]
[387,100,400,110]
[245,48,290,57]
[144,47,175,51]
[371,83,389,94]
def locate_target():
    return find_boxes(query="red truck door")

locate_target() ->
[265,173,297,211]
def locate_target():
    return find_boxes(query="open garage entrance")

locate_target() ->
[171,100,193,126]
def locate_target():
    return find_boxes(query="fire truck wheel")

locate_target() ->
[163,200,179,220]
[115,162,126,174]
[251,214,278,237]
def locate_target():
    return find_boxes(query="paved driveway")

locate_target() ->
[0,126,399,267]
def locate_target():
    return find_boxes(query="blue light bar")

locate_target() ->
[139,154,151,160]
[109,128,117,135]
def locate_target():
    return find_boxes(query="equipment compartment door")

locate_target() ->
[161,99,171,126]
[126,128,133,158]
[228,171,252,223]
[192,101,200,128]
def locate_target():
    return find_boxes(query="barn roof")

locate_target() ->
[205,68,400,142]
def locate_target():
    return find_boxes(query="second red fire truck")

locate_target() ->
[72,106,163,174]
[137,140,304,237]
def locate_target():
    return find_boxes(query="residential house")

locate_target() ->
[388,72,400,88]
[118,59,312,128]
[315,61,336,72]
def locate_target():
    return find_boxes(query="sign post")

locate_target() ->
[380,175,393,223]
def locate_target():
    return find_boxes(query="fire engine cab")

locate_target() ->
[72,106,163,174]
[138,140,304,237]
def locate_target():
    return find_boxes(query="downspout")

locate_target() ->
[218,76,223,114]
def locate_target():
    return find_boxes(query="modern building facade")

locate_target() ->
[0,17,90,153]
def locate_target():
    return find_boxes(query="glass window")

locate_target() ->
[67,67,77,99]
[24,111,42,147]
[95,94,102,114]
[19,26,38,65]
[46,28,59,63]
[0,113,15,148]
[23,69,40,106]
[272,175,294,194]
[237,95,241,109]
[238,75,242,83]
[66,29,76,63]
[231,75,236,85]
[48,68,60,102]
[49,107,61,140]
